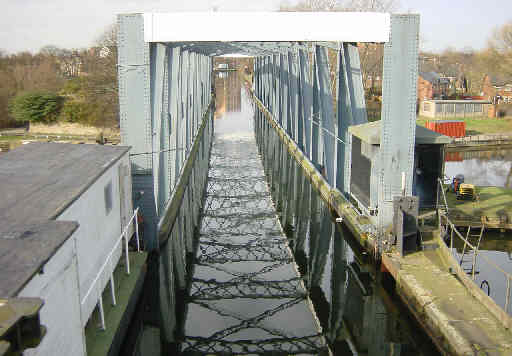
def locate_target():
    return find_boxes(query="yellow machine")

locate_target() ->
[457,183,476,200]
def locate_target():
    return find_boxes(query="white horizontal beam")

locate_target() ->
[143,12,390,43]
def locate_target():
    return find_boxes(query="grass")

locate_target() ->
[0,135,28,141]
[417,116,512,135]
[444,186,512,219]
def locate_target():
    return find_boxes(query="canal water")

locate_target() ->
[445,149,512,314]
[171,71,439,355]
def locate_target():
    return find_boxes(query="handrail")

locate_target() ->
[80,207,141,330]
[441,212,512,314]
[437,178,449,213]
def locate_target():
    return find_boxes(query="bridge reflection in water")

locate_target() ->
[173,72,438,355]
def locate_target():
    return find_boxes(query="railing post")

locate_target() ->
[135,208,140,252]
[98,296,106,330]
[506,277,511,314]
[450,225,453,251]
[109,257,117,306]
[124,231,131,275]
[472,249,477,280]
[110,274,117,306]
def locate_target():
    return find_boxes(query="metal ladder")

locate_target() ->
[459,224,485,280]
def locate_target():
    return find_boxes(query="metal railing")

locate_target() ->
[441,213,512,314]
[81,207,141,330]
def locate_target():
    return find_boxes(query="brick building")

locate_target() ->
[417,72,451,101]
[482,74,512,103]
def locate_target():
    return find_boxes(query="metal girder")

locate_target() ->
[280,53,289,134]
[150,43,167,215]
[315,45,335,185]
[173,48,184,184]
[118,14,151,173]
[311,51,321,167]
[168,41,311,57]
[288,51,299,142]
[336,43,368,194]
[378,15,420,232]
[167,47,179,193]
[298,49,312,157]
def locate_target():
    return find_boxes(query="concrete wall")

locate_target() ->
[57,153,133,327]
[19,237,86,356]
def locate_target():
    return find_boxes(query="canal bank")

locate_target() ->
[251,88,512,355]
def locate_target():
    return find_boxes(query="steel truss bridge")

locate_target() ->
[117,11,420,354]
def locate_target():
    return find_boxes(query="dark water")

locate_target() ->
[172,71,439,355]
[445,149,512,314]
[180,79,327,354]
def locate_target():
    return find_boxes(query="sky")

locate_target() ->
[0,0,510,54]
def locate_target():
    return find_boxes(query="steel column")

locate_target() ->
[315,45,335,185]
[298,49,312,157]
[378,14,420,233]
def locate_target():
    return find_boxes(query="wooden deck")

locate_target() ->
[444,187,512,230]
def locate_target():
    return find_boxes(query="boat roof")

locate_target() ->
[0,142,130,297]
[0,221,78,297]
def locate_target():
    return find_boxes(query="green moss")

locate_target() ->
[84,252,148,356]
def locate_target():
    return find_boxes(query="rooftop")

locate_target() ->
[423,99,491,104]
[0,142,130,232]
[0,142,130,297]
[348,121,452,145]
[0,221,78,297]
[419,71,441,84]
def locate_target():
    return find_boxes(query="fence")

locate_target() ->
[441,214,511,316]
[81,207,141,330]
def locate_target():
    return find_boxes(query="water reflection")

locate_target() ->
[168,71,439,355]
[179,79,328,355]
[215,71,242,119]
[445,149,512,188]
[277,158,439,355]
[255,85,439,355]
[450,232,512,314]
[445,148,512,313]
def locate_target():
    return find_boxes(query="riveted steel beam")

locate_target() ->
[298,48,312,157]
[315,45,335,185]
[150,43,167,215]
[378,14,420,233]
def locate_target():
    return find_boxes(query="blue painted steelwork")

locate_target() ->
[378,14,420,233]
[315,45,335,185]
[336,43,368,194]
[118,14,214,251]
[298,48,312,157]
[251,16,420,249]
[119,11,419,262]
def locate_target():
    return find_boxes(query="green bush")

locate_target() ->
[8,91,63,123]
[60,100,90,123]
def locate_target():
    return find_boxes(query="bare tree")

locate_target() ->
[280,0,398,11]
[488,22,512,79]
[279,0,399,96]
[489,22,512,53]
[343,0,398,12]
[280,0,341,11]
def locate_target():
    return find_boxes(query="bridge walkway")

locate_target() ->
[180,91,328,355]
